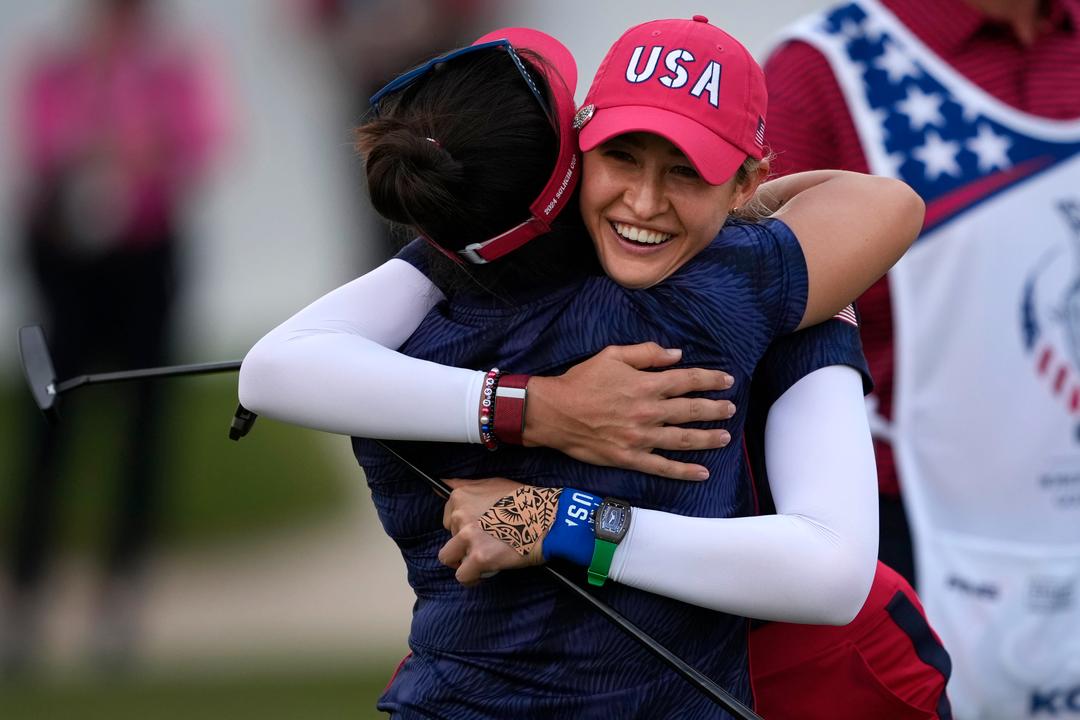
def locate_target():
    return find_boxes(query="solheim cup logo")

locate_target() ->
[1022,199,1080,439]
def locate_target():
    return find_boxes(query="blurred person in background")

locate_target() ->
[294,0,491,260]
[4,0,230,672]
[764,0,1080,716]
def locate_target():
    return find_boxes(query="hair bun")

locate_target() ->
[354,50,556,253]
[359,119,464,230]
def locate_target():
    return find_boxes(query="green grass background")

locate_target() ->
[0,375,350,549]
[0,666,394,719]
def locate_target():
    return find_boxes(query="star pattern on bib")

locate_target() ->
[897,86,945,132]
[966,123,1012,173]
[913,130,962,180]
[816,3,1080,230]
[874,41,919,84]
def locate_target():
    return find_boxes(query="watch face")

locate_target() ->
[599,506,626,534]
[596,501,630,542]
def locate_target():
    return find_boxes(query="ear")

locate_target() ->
[733,158,769,209]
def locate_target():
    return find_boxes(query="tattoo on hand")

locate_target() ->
[478,487,562,557]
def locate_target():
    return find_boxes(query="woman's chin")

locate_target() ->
[599,258,667,290]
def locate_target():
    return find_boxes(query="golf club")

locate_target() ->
[17,324,762,719]
[18,324,241,422]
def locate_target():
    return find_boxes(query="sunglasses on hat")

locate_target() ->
[370,39,555,128]
[369,35,580,265]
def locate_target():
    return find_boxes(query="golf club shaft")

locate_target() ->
[542,564,761,719]
[373,439,762,719]
[54,360,242,395]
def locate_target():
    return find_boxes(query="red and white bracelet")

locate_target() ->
[477,370,530,448]
[494,374,529,446]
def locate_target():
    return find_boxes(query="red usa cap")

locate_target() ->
[576,15,767,185]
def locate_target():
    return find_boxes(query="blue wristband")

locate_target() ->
[542,488,603,566]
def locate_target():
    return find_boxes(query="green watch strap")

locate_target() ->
[587,538,618,587]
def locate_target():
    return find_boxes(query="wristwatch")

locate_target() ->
[587,498,632,587]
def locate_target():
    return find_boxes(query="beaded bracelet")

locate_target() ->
[479,368,500,450]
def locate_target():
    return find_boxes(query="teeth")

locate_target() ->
[613,222,672,245]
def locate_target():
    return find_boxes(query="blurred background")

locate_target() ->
[0,1,832,717]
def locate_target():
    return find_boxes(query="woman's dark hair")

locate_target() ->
[355,48,596,298]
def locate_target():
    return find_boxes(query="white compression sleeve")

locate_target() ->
[608,365,878,624]
[239,259,487,442]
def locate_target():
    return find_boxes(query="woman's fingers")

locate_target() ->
[439,523,526,586]
[652,367,734,398]
[442,486,475,534]
[616,450,713,481]
[455,555,484,586]
[659,397,736,424]
[438,531,467,569]
[442,478,524,535]
[598,342,684,370]
[648,426,732,452]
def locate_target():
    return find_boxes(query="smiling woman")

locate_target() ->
[581,132,762,288]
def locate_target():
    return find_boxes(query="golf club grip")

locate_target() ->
[373,440,762,719]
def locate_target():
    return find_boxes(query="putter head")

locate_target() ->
[18,324,60,422]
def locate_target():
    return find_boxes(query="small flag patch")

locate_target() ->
[833,304,858,327]
[755,117,766,146]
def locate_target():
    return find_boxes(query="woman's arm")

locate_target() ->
[757,170,924,330]
[610,364,877,623]
[239,258,734,475]
[239,258,486,441]
[441,364,877,624]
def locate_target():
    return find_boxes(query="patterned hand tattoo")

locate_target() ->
[478,486,562,558]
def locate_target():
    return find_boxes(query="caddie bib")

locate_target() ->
[777,3,1080,717]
